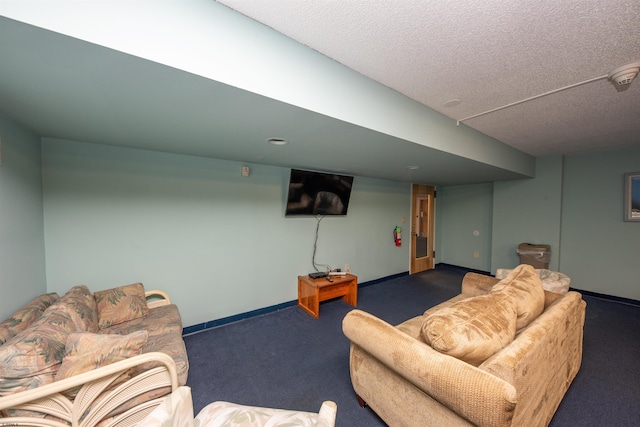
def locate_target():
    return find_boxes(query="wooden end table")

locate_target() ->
[297,273,358,319]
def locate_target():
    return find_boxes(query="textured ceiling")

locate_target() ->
[216,0,640,157]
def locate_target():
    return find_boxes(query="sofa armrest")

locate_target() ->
[479,291,586,425]
[343,309,516,427]
[461,272,500,297]
[146,290,172,308]
[0,352,179,426]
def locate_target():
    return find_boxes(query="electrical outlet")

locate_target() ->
[345,263,350,273]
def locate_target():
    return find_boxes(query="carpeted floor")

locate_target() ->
[183,266,640,426]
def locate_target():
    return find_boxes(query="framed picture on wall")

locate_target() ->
[624,172,640,222]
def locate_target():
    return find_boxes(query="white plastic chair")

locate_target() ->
[137,387,337,427]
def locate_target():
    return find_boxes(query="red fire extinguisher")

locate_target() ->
[393,226,402,247]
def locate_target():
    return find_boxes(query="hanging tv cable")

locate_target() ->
[311,215,332,273]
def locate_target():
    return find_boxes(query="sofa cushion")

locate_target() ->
[27,292,61,310]
[105,304,183,338]
[421,292,518,366]
[0,293,60,345]
[94,283,149,329]
[491,264,545,330]
[0,288,95,397]
[105,304,189,386]
[48,285,99,333]
[54,330,148,381]
[0,310,77,396]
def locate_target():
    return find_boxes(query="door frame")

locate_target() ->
[410,184,435,274]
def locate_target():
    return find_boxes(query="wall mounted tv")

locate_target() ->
[285,169,354,216]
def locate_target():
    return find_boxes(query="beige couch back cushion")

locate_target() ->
[421,264,546,366]
[491,264,545,331]
[421,291,518,366]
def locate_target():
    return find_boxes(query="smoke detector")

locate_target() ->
[608,62,640,86]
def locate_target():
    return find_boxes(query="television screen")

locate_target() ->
[285,169,354,216]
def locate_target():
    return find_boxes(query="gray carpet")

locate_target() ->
[183,266,640,426]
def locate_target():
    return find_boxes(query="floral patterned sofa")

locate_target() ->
[0,282,188,425]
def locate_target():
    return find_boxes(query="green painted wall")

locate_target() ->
[0,115,47,320]
[560,146,640,300]
[3,111,638,326]
[492,156,564,272]
[41,139,411,327]
[437,183,493,271]
[437,157,563,274]
[438,150,639,300]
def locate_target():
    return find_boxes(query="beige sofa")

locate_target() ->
[342,265,586,427]
[0,282,188,426]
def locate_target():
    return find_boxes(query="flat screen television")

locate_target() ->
[285,169,354,216]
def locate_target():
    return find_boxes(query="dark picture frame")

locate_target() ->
[624,172,640,222]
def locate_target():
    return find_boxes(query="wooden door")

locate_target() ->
[410,184,435,274]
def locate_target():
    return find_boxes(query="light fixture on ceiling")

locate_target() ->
[443,99,461,108]
[457,60,640,126]
[267,137,288,146]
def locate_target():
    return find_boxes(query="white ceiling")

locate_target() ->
[217,0,640,157]
[1,1,638,185]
